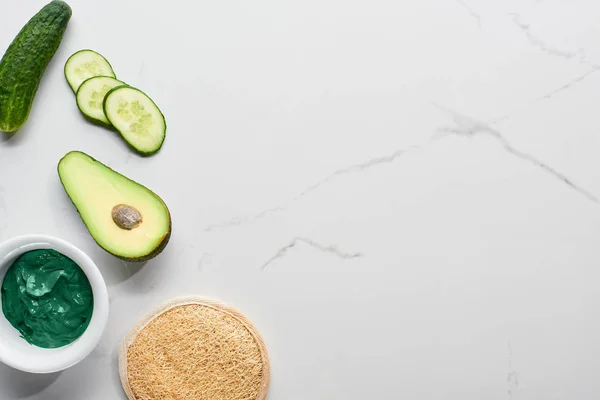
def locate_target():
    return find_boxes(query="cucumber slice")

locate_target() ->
[103,86,166,155]
[65,50,116,93]
[76,76,125,125]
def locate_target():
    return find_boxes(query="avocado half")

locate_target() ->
[58,151,171,262]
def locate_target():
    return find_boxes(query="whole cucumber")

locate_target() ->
[0,1,72,132]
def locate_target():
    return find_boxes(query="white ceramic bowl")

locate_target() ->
[0,235,109,373]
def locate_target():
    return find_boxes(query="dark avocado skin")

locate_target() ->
[57,151,172,262]
[0,1,72,132]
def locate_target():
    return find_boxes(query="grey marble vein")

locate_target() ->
[292,144,423,201]
[437,106,598,203]
[542,67,600,99]
[488,68,600,126]
[507,341,519,399]
[456,0,482,29]
[261,237,363,270]
[207,94,598,235]
[487,14,600,125]
[510,14,591,65]
[205,144,425,232]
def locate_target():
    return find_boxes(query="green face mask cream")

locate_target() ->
[1,249,94,348]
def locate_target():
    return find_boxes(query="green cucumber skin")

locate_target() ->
[0,1,72,132]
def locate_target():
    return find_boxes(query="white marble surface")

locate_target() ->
[0,0,600,398]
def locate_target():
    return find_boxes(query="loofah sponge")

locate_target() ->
[119,297,270,400]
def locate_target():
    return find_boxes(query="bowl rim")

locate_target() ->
[0,234,109,373]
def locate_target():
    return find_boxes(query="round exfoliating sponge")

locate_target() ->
[119,297,270,400]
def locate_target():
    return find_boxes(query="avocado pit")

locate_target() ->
[112,204,143,230]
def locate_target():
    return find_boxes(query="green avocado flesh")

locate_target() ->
[1,249,93,348]
[58,151,171,261]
